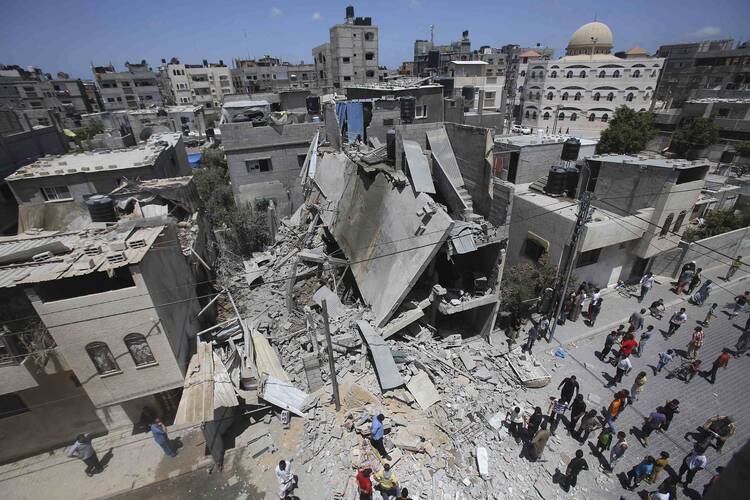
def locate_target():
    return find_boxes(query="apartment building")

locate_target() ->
[0,65,64,130]
[231,56,316,93]
[50,75,97,128]
[312,6,379,92]
[93,62,163,111]
[160,59,234,109]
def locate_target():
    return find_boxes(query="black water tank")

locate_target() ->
[400,96,416,122]
[720,150,736,163]
[564,166,580,197]
[386,129,396,165]
[561,138,581,161]
[433,77,454,96]
[462,85,475,102]
[364,17,372,26]
[427,50,440,69]
[544,166,567,195]
[86,195,117,222]
[346,5,354,18]
[305,95,321,114]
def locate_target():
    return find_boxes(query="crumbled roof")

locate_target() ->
[0,224,164,289]
[686,97,750,104]
[588,153,712,169]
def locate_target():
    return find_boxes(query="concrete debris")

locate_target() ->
[356,320,405,391]
[476,446,489,477]
[313,285,345,319]
[506,347,551,388]
[406,370,441,410]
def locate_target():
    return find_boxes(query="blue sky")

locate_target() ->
[1,0,748,79]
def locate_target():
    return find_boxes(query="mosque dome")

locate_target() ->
[566,22,614,55]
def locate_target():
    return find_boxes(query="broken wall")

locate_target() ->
[444,123,493,217]
[314,152,454,327]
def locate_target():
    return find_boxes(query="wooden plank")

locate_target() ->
[356,320,405,391]
[252,332,290,382]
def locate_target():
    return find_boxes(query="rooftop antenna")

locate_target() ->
[430,25,435,48]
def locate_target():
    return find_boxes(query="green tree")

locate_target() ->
[595,107,657,155]
[682,207,750,242]
[501,257,561,317]
[670,117,720,158]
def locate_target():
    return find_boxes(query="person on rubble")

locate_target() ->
[373,462,399,499]
[522,323,540,353]
[370,414,390,459]
[529,421,551,461]
[525,407,545,441]
[562,449,589,491]
[275,459,296,499]
[356,468,373,500]
[557,375,579,403]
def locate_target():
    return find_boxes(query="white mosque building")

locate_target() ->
[520,21,664,137]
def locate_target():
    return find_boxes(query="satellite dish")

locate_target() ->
[139,127,153,141]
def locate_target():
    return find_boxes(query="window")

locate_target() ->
[558,112,565,121]
[644,93,650,100]
[366,70,375,77]
[107,98,115,102]
[525,110,530,118]
[415,105,427,118]
[576,248,601,267]
[550,71,557,78]
[365,52,374,61]
[86,342,120,375]
[41,186,72,201]
[530,71,536,79]
[717,108,730,117]
[543,112,550,120]
[0,393,29,419]
[579,70,586,78]
[562,92,568,101]
[343,76,351,82]
[632,70,641,78]
[297,154,308,167]
[574,92,582,101]
[523,238,546,261]
[601,113,609,122]
[342,57,350,63]
[607,92,614,101]
[364,32,375,41]
[245,159,272,173]
[546,92,553,100]
[626,93,634,102]
[598,70,606,78]
[566,71,573,78]
[612,70,620,78]
[673,211,687,232]
[660,214,673,236]
[532,111,537,119]
[593,92,600,101]
[124,334,156,367]
[588,113,596,121]
[29,101,42,109]
[520,70,526,77]
[570,112,578,121]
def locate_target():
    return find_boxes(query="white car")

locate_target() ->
[511,125,532,135]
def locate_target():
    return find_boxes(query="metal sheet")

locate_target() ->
[426,128,464,188]
[313,285,344,319]
[450,221,478,254]
[403,140,436,194]
[356,320,405,391]
[258,374,311,417]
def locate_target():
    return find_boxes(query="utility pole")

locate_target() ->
[321,300,340,411]
[548,191,592,342]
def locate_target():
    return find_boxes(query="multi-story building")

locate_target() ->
[93,61,163,111]
[0,65,64,130]
[50,75,97,128]
[160,58,234,109]
[520,21,663,137]
[231,57,316,93]
[312,6,379,92]
[655,40,750,108]
[413,30,473,76]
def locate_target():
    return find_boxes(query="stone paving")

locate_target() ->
[519,264,750,499]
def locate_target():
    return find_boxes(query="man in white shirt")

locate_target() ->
[667,308,688,337]
[639,273,655,302]
[275,459,296,499]
[678,448,707,486]
[609,356,632,386]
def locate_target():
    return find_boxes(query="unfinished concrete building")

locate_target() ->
[307,118,511,339]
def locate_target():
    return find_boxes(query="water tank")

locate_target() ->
[386,129,396,165]
[461,85,475,102]
[561,138,581,161]
[427,50,440,69]
[305,95,321,114]
[400,96,416,122]
[564,165,580,197]
[433,77,454,96]
[86,195,117,223]
[345,5,354,19]
[720,150,736,164]
[544,166,567,195]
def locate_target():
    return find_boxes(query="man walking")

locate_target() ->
[662,399,680,431]
[687,326,705,359]
[676,267,695,295]
[373,462,399,499]
[523,323,539,353]
[639,272,654,302]
[529,421,551,461]
[67,434,103,476]
[703,303,718,326]
[678,448,707,487]
[735,328,750,357]
[729,291,749,318]
[588,294,603,327]
[725,255,743,281]
[629,309,645,333]
[370,414,390,459]
[655,349,674,374]
[626,456,655,490]
[608,432,629,471]
[636,325,654,358]
[150,418,176,457]
[700,415,736,452]
[557,375,579,404]
[563,449,589,490]
[703,349,731,384]
[548,396,569,435]
[640,408,667,446]
[609,355,632,386]
[667,308,688,337]
[599,331,617,361]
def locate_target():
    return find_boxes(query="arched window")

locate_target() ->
[570,113,578,121]
[520,70,526,77]
[593,92,601,101]
[626,93,634,102]
[601,113,609,122]
[632,70,641,78]
[607,92,614,101]
[532,111,537,119]
[566,71,573,78]
[558,112,565,121]
[537,92,542,100]
[660,213,674,236]
[543,112,550,120]
[588,113,596,121]
[644,93,650,100]
[673,211,687,232]
[518,86,523,93]
[525,110,530,118]
[86,342,119,375]
[550,71,557,78]
[579,70,586,78]
[124,333,156,366]
[574,92,582,101]
[529,92,534,99]
[598,70,606,78]
[651,70,657,77]
[612,70,620,78]
[546,92,554,100]
[562,92,569,101]
[530,71,536,79]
